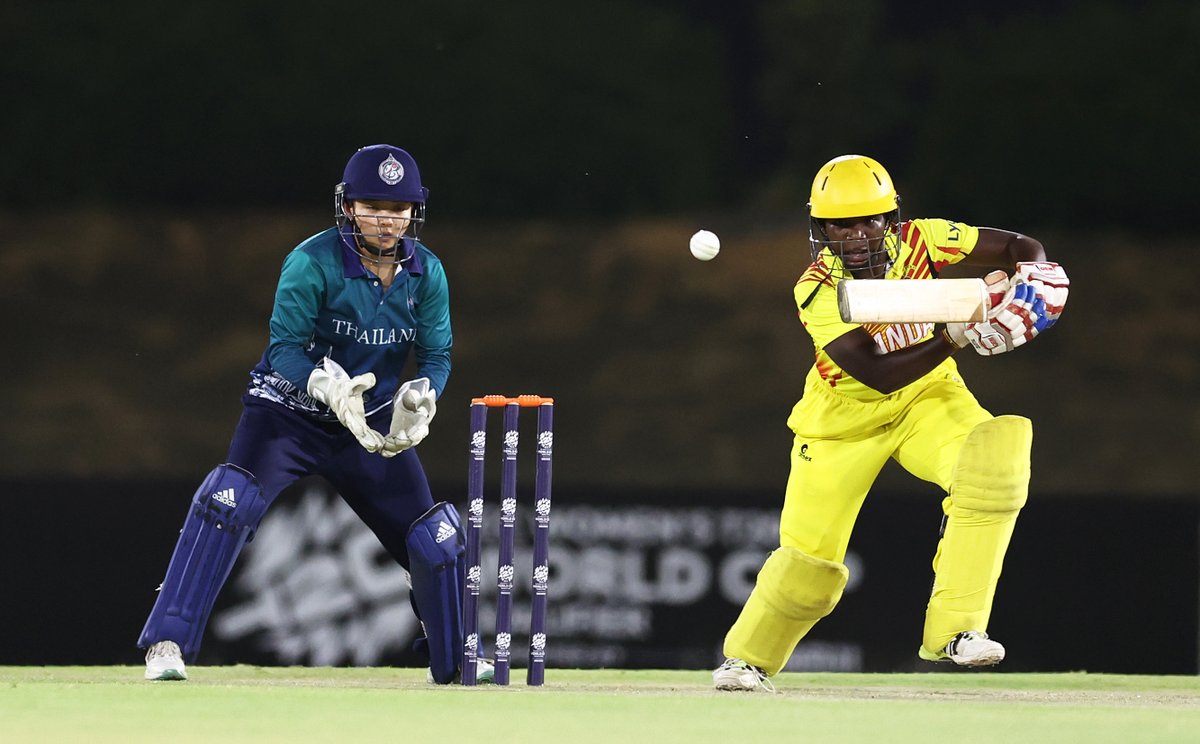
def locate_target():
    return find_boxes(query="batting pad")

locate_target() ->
[949,416,1032,513]
[138,464,268,660]
[923,416,1032,653]
[723,546,848,676]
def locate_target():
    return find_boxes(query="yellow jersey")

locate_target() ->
[793,218,979,401]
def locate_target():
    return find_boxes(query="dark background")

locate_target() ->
[5,480,1196,675]
[6,1,1197,227]
[2,0,1197,672]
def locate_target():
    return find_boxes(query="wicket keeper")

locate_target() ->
[139,145,490,684]
[713,154,1070,691]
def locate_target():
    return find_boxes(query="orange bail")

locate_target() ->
[471,395,555,407]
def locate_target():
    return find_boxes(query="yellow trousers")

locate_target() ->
[724,367,1029,673]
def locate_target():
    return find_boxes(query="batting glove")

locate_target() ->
[1014,261,1069,327]
[946,282,1051,356]
[981,269,1011,313]
[307,358,385,453]
[381,377,438,457]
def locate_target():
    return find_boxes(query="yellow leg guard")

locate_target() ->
[922,415,1032,655]
[723,546,849,675]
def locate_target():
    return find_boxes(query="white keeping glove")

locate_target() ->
[381,377,438,458]
[307,358,385,453]
[1014,261,1069,326]
[946,282,1050,356]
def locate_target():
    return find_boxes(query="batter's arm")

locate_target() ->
[823,327,959,395]
[962,227,1047,267]
[959,227,1068,329]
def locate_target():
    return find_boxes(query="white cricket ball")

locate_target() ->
[689,229,720,261]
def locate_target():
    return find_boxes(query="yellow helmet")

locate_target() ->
[808,154,899,219]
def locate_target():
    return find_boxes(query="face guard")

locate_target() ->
[335,187,426,266]
[808,211,902,280]
[806,154,902,279]
[334,145,429,266]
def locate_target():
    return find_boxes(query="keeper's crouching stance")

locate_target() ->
[140,145,490,685]
[714,154,1067,692]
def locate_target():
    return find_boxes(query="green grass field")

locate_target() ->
[3,667,1198,744]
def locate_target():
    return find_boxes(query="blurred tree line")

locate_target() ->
[2,0,1196,494]
[3,0,1195,227]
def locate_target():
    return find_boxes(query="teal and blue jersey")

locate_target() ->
[248,226,452,422]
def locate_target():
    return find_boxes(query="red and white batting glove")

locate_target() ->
[1014,261,1069,326]
[981,269,1011,314]
[945,282,1050,356]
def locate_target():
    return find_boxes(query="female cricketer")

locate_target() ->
[138,145,486,684]
[714,154,1070,691]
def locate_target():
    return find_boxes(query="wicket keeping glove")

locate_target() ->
[1014,261,1069,327]
[307,358,385,453]
[381,377,438,457]
[945,282,1051,356]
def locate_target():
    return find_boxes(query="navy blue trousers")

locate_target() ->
[228,396,435,569]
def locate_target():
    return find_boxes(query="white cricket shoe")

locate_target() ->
[473,657,496,684]
[426,657,496,685]
[713,658,775,693]
[144,640,188,681]
[919,630,1006,667]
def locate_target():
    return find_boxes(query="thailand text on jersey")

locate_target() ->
[794,218,979,400]
[248,226,452,421]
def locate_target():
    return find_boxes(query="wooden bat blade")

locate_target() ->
[837,278,988,323]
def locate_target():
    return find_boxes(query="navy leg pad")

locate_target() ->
[406,501,466,684]
[138,464,268,661]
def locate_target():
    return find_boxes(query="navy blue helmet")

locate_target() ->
[335,145,429,263]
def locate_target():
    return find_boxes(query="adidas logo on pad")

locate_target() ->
[435,521,455,543]
[212,488,237,508]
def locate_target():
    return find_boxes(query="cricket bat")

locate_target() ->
[837,278,988,324]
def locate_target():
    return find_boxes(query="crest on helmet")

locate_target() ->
[378,154,404,185]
